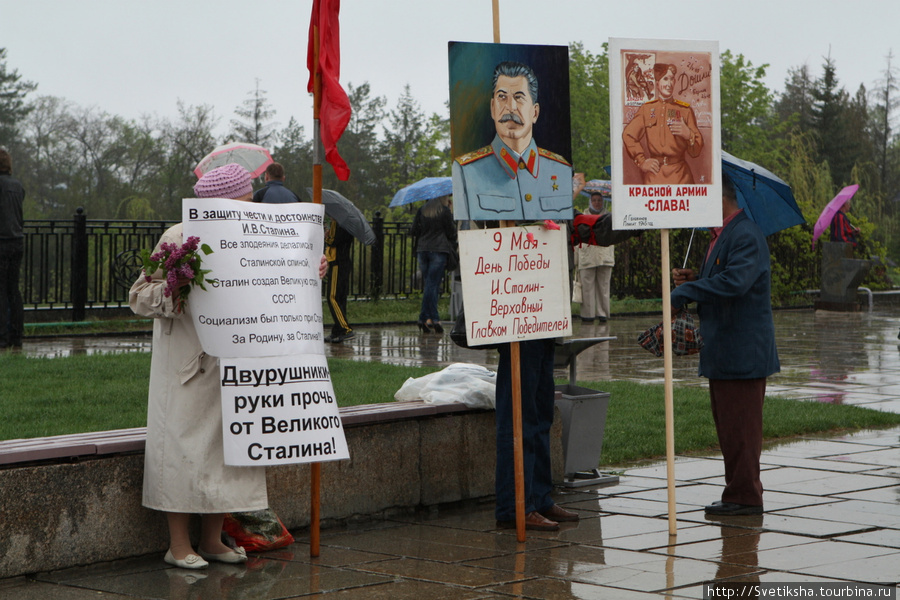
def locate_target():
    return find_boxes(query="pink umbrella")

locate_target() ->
[812,184,859,248]
[193,142,273,179]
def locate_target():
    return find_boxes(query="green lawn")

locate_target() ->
[3,352,899,469]
[22,296,665,338]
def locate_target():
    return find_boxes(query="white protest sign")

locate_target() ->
[219,354,350,466]
[609,38,722,231]
[183,199,325,358]
[459,226,571,346]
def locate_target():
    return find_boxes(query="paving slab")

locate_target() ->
[7,308,900,597]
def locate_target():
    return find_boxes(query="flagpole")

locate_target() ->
[491,0,526,545]
[660,229,677,536]
[310,20,323,559]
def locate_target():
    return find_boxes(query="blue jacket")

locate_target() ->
[452,135,573,221]
[671,211,780,380]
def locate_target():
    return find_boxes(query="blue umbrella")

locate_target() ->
[722,151,805,236]
[390,177,452,207]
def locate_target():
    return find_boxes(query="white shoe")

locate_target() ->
[198,546,248,564]
[164,549,208,570]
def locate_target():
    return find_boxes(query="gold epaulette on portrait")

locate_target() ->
[455,145,494,165]
[537,147,571,167]
[674,99,691,108]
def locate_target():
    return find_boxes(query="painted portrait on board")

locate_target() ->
[448,42,573,222]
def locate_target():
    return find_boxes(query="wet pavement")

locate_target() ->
[3,308,899,597]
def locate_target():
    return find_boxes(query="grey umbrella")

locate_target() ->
[306,188,376,246]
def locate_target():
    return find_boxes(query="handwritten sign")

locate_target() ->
[459,226,571,346]
[609,37,722,231]
[183,199,325,358]
[219,354,350,466]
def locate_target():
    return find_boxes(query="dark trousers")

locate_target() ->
[709,378,766,506]
[326,261,351,336]
[0,239,24,348]
[495,338,556,521]
[417,251,447,324]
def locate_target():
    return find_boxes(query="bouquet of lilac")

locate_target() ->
[141,235,216,312]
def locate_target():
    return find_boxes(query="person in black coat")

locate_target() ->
[411,196,457,333]
[0,149,25,350]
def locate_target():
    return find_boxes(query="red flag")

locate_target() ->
[307,0,351,181]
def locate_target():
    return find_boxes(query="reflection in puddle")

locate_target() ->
[16,309,900,413]
[23,335,153,358]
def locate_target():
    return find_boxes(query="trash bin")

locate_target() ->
[555,384,618,487]
[553,336,620,488]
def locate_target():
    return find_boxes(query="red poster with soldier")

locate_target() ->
[610,38,721,231]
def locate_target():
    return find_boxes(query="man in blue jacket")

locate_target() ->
[671,175,780,516]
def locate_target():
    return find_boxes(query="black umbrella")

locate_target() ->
[306,188,376,246]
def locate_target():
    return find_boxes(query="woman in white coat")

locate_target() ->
[130,164,268,569]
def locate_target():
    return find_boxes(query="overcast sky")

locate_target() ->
[4,0,898,140]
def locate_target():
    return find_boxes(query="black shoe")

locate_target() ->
[431,321,444,334]
[327,331,355,344]
[704,501,763,516]
[417,321,431,333]
[597,316,608,323]
[581,317,594,324]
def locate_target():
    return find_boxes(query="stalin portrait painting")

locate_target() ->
[451,58,574,222]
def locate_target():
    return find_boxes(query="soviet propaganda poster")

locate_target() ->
[448,41,574,223]
[610,38,722,231]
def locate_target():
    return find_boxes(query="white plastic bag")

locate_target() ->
[394,363,497,409]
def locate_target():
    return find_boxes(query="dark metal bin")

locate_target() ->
[554,337,619,488]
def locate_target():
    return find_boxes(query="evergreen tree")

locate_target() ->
[0,48,37,145]
[229,79,278,147]
[272,117,313,199]
[378,85,447,207]
[810,56,858,185]
[332,82,388,211]
[775,63,816,133]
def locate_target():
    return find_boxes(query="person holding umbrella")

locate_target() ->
[411,196,457,333]
[830,197,860,247]
[670,174,780,517]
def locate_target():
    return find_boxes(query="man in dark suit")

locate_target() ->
[671,175,780,516]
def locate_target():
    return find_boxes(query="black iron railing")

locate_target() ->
[21,211,425,319]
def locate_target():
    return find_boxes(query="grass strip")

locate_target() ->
[23,296,667,337]
[2,353,898,471]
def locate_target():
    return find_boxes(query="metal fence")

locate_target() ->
[20,211,428,320]
[24,211,814,320]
